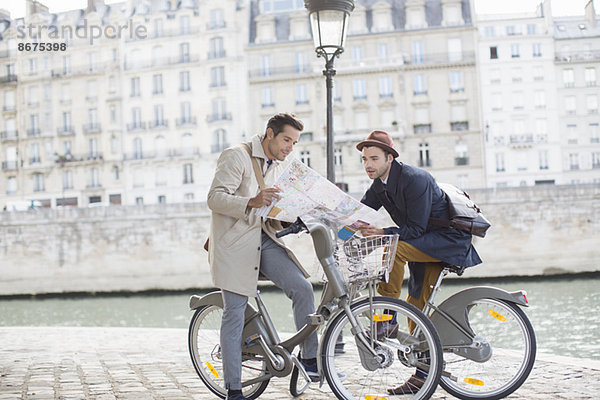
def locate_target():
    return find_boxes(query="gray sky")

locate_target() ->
[1,0,597,19]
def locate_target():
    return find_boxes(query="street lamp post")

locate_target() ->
[305,0,354,183]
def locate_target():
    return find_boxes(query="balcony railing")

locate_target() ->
[127,122,147,131]
[0,130,18,141]
[2,161,19,170]
[83,124,102,134]
[176,117,197,126]
[0,75,18,85]
[2,105,16,112]
[207,21,227,30]
[27,128,41,137]
[555,49,600,63]
[509,134,534,147]
[57,126,75,136]
[147,120,169,129]
[455,157,469,166]
[211,143,230,153]
[207,51,227,60]
[206,113,232,123]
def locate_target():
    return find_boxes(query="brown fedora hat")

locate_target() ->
[356,130,399,158]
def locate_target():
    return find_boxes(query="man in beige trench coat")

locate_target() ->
[206,113,318,400]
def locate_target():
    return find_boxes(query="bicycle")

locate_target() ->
[424,264,537,400]
[188,217,444,400]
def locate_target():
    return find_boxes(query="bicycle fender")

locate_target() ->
[430,286,528,347]
[189,291,259,318]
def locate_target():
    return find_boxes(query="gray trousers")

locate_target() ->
[220,232,318,390]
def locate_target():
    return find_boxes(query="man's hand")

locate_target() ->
[358,224,385,237]
[247,188,281,209]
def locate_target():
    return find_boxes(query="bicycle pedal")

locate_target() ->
[244,334,261,346]
[305,313,324,326]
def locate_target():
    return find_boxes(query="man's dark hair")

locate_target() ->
[363,145,392,159]
[266,113,304,136]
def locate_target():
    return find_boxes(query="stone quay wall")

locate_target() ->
[0,184,598,295]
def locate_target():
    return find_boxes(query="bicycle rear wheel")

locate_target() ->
[188,304,270,400]
[440,298,536,400]
[321,297,443,400]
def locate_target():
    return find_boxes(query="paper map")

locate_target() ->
[256,159,384,238]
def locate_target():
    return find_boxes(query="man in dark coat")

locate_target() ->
[356,130,482,394]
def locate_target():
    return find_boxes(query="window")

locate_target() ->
[533,66,544,80]
[412,41,424,64]
[261,55,271,77]
[534,91,546,109]
[511,67,522,82]
[210,66,225,87]
[180,102,191,123]
[590,123,599,143]
[209,9,225,29]
[131,107,142,128]
[183,163,194,184]
[527,23,537,34]
[355,112,368,130]
[154,19,163,37]
[89,138,98,158]
[536,119,548,139]
[587,95,598,114]
[447,39,462,62]
[184,193,195,202]
[510,44,520,58]
[209,37,225,58]
[62,170,73,189]
[109,105,116,122]
[538,150,549,170]
[62,55,71,74]
[592,152,600,168]
[296,84,308,105]
[157,195,166,204]
[212,98,227,120]
[261,87,274,108]
[413,108,431,133]
[495,153,505,172]
[413,74,426,95]
[334,148,343,165]
[353,79,367,100]
[563,69,575,87]
[33,173,45,192]
[450,71,464,92]
[133,137,143,159]
[89,168,100,187]
[454,142,468,165]
[569,153,579,170]
[29,58,37,73]
[512,91,524,110]
[180,15,190,34]
[352,46,363,61]
[484,26,495,37]
[179,71,191,92]
[378,43,388,59]
[418,143,430,167]
[450,105,468,131]
[152,74,163,95]
[300,150,311,167]
[153,104,164,125]
[295,52,307,74]
[136,197,144,205]
[379,77,393,98]
[212,129,228,153]
[88,52,98,72]
[490,46,498,59]
[113,166,119,180]
[565,96,576,114]
[6,176,17,194]
[61,111,72,131]
[567,124,578,144]
[30,143,40,164]
[532,43,542,57]
[130,77,140,97]
[585,68,597,86]
[506,25,515,35]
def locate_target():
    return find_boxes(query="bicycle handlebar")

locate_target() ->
[275,218,306,238]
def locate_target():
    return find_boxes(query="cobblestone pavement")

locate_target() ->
[1,327,599,400]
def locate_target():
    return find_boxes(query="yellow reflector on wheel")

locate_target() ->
[488,309,507,322]
[464,378,484,386]
[365,396,387,400]
[372,314,393,322]
[206,362,219,378]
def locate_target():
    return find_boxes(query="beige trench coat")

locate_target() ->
[206,134,309,297]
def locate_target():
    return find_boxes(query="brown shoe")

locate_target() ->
[387,374,425,395]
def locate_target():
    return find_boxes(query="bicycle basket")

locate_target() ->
[326,234,398,284]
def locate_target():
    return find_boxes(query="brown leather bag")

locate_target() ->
[429,183,491,238]
[204,143,266,251]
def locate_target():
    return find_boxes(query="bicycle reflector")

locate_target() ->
[372,314,394,322]
[521,290,529,304]
[464,377,484,386]
[206,362,219,378]
[365,396,387,400]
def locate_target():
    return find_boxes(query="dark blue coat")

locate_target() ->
[361,160,482,267]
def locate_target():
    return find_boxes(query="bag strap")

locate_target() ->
[242,142,266,190]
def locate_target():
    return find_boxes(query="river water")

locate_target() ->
[1,275,599,360]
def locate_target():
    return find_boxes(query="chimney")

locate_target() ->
[585,0,596,28]
[26,0,49,16]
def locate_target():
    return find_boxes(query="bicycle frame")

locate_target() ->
[189,217,380,385]
[423,267,529,357]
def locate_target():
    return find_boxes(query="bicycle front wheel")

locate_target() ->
[321,297,443,400]
[440,298,536,400]
[188,304,270,400]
